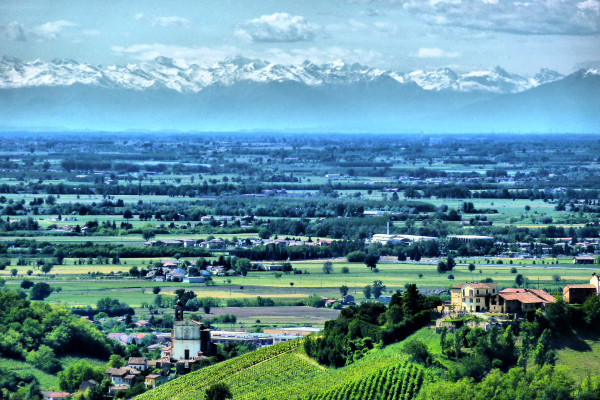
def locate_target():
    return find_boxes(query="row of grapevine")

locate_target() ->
[308,361,427,400]
[136,339,302,400]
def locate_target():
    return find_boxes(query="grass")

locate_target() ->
[2,258,592,313]
[554,331,600,383]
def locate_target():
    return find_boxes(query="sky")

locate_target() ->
[1,0,599,75]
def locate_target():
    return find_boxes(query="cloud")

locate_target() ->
[112,44,239,64]
[235,13,320,43]
[32,20,77,40]
[401,0,600,35]
[1,21,27,41]
[416,47,460,58]
[111,43,384,67]
[152,16,191,28]
[133,13,191,28]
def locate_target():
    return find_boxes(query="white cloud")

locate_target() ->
[416,47,460,58]
[112,44,239,64]
[401,0,600,35]
[111,43,384,67]
[32,20,77,40]
[235,13,320,43]
[152,16,191,28]
[1,21,26,41]
[133,13,191,28]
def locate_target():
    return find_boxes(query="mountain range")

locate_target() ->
[0,56,598,133]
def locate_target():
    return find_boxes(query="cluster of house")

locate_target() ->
[143,259,227,283]
[144,236,333,249]
[449,273,600,314]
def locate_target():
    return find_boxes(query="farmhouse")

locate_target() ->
[451,282,498,312]
[563,284,597,304]
[490,288,556,313]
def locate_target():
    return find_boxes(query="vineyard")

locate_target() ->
[308,361,430,400]
[135,340,302,400]
[134,335,433,400]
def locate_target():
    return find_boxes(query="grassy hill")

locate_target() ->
[134,337,430,400]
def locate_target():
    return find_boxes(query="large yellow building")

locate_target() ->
[451,282,498,312]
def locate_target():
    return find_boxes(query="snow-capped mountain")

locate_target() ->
[0,56,563,94]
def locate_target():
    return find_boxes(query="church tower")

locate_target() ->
[170,302,214,360]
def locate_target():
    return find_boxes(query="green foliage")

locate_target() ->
[30,282,53,300]
[403,340,432,365]
[306,284,437,367]
[58,359,105,392]
[346,251,366,263]
[417,365,580,400]
[25,345,61,373]
[205,382,233,400]
[107,354,125,368]
[0,290,116,362]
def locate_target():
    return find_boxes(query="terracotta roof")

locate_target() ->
[499,288,556,304]
[451,283,468,289]
[128,357,147,365]
[146,374,161,379]
[106,367,140,377]
[463,283,496,289]
[563,284,596,289]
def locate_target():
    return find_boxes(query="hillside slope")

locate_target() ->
[134,338,420,400]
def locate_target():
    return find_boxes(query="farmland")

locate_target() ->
[2,133,600,399]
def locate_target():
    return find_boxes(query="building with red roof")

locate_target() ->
[490,288,556,313]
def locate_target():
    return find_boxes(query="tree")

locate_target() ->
[322,261,333,274]
[346,251,365,263]
[205,382,233,400]
[41,263,54,275]
[20,279,34,289]
[152,286,161,295]
[142,229,156,241]
[258,228,272,239]
[106,354,126,368]
[54,249,65,265]
[340,285,349,296]
[515,274,524,288]
[372,280,386,298]
[446,255,456,271]
[30,282,53,300]
[403,339,431,364]
[26,345,61,373]
[364,254,379,270]
[552,274,562,285]
[437,261,447,274]
[534,329,555,366]
[58,359,106,392]
[468,263,476,273]
[235,258,252,276]
[363,285,372,299]
[11,268,18,277]
[123,209,133,219]
[341,267,350,274]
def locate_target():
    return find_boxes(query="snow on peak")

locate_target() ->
[0,56,566,94]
